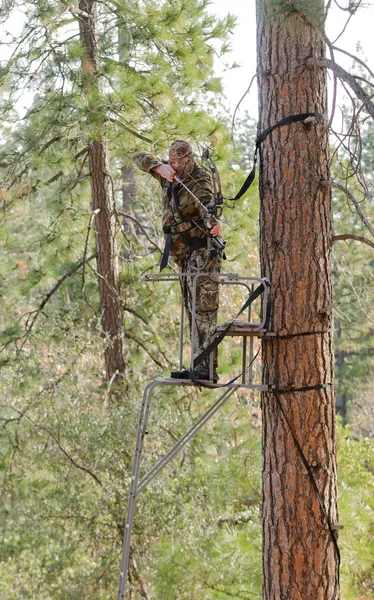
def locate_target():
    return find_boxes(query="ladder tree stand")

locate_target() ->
[118,272,273,600]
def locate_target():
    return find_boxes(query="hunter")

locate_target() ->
[133,140,223,383]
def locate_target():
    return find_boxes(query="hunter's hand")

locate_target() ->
[209,220,222,237]
[152,163,176,182]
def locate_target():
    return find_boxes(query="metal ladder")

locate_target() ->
[118,273,272,599]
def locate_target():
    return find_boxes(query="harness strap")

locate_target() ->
[229,112,325,202]
[160,232,172,272]
[192,280,270,372]
[160,234,209,272]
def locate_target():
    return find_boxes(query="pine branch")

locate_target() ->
[8,137,85,190]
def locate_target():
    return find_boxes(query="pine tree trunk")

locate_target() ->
[256,2,340,598]
[79,0,125,380]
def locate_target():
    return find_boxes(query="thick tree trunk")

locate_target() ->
[256,2,340,599]
[79,0,125,380]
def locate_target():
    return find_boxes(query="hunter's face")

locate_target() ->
[168,154,190,174]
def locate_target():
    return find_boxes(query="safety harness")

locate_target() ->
[160,179,208,271]
[160,173,224,271]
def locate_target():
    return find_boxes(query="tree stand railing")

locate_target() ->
[117,273,272,599]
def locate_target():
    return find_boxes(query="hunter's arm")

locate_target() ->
[133,152,164,184]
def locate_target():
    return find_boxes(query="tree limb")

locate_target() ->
[125,330,173,368]
[21,254,96,350]
[307,57,374,120]
[110,115,153,143]
[3,399,102,486]
[324,180,374,238]
[332,234,374,249]
[123,306,148,325]
[117,211,163,253]
[82,210,100,314]
[332,45,374,80]
[231,73,257,143]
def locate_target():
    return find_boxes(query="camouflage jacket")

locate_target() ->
[133,152,213,265]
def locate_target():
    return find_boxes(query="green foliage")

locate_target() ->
[337,421,374,598]
[265,0,325,29]
[331,108,374,423]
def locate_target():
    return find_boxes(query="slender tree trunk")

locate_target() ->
[256,2,340,598]
[79,0,125,380]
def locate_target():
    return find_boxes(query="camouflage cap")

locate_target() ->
[168,140,193,160]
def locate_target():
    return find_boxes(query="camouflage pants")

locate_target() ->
[180,247,222,374]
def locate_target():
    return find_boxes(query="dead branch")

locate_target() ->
[331,10,354,45]
[3,398,103,486]
[110,115,153,143]
[332,234,374,249]
[117,211,162,253]
[307,57,374,120]
[231,73,257,143]
[123,306,148,325]
[125,330,173,368]
[332,45,374,80]
[21,254,96,349]
[325,39,338,129]
[324,180,374,238]
[82,209,100,313]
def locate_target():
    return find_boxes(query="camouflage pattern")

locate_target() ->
[133,151,214,266]
[181,247,222,376]
[168,140,192,160]
[133,150,222,375]
[168,140,195,178]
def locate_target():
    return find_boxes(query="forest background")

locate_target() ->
[0,0,373,599]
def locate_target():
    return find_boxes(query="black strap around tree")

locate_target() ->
[229,112,324,202]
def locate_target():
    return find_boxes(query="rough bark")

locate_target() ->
[79,0,125,380]
[256,2,340,599]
